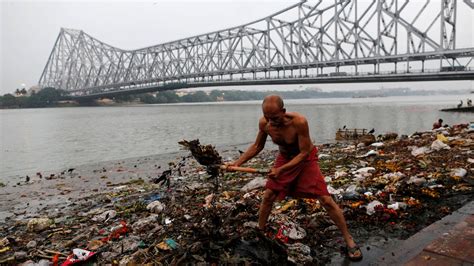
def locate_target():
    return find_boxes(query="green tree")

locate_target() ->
[22,87,65,107]
[209,90,224,101]
[0,94,17,107]
[181,91,211,102]
[138,93,156,104]
[36,87,64,103]
[15,96,29,108]
[113,94,134,103]
[156,91,180,103]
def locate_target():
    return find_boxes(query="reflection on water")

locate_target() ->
[0,94,472,177]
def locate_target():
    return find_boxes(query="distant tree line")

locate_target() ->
[125,88,460,104]
[1,86,469,108]
[120,90,273,104]
[0,87,66,108]
[123,89,343,104]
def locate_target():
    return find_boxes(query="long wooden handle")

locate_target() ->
[220,165,269,174]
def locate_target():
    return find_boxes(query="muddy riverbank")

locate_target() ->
[0,126,473,265]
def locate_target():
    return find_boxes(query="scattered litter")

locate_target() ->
[61,248,96,266]
[431,140,450,151]
[436,134,449,143]
[26,241,37,249]
[157,239,178,250]
[318,154,331,160]
[451,168,467,178]
[407,176,427,186]
[353,167,376,175]
[27,218,53,232]
[287,243,312,264]
[366,200,383,215]
[146,201,165,213]
[0,238,9,248]
[287,222,307,240]
[334,171,348,179]
[411,146,430,157]
[371,142,385,148]
[357,150,378,158]
[92,210,117,222]
[1,126,472,265]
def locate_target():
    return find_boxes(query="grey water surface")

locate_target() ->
[1,94,472,179]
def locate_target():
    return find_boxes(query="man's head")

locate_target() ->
[439,118,443,124]
[262,95,285,126]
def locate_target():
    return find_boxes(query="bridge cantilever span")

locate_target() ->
[39,0,474,98]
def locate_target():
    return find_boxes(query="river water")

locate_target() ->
[1,94,472,179]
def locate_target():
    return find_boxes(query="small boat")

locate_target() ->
[335,128,376,144]
[440,106,474,112]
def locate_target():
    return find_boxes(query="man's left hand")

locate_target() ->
[268,167,282,180]
[223,162,238,172]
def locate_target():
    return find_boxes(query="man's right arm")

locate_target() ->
[232,117,268,167]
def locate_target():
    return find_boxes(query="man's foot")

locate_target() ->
[344,245,363,261]
[253,227,275,240]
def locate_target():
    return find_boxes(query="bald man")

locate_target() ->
[229,95,362,261]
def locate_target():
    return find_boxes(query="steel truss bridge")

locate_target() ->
[38,0,474,99]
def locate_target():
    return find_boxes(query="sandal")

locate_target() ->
[344,245,363,262]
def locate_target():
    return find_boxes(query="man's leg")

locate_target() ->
[317,195,357,248]
[258,189,277,230]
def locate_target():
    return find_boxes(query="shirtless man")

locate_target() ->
[432,118,443,130]
[229,95,362,261]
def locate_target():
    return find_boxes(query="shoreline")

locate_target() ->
[0,141,255,182]
[1,92,472,110]
[0,127,473,265]
[0,141,259,223]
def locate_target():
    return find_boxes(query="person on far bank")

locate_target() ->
[432,118,443,130]
[227,95,363,261]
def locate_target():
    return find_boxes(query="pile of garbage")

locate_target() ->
[0,125,472,265]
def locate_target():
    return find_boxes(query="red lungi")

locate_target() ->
[265,147,330,200]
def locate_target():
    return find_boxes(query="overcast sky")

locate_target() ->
[1,0,473,95]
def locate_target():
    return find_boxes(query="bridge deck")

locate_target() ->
[68,70,474,100]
